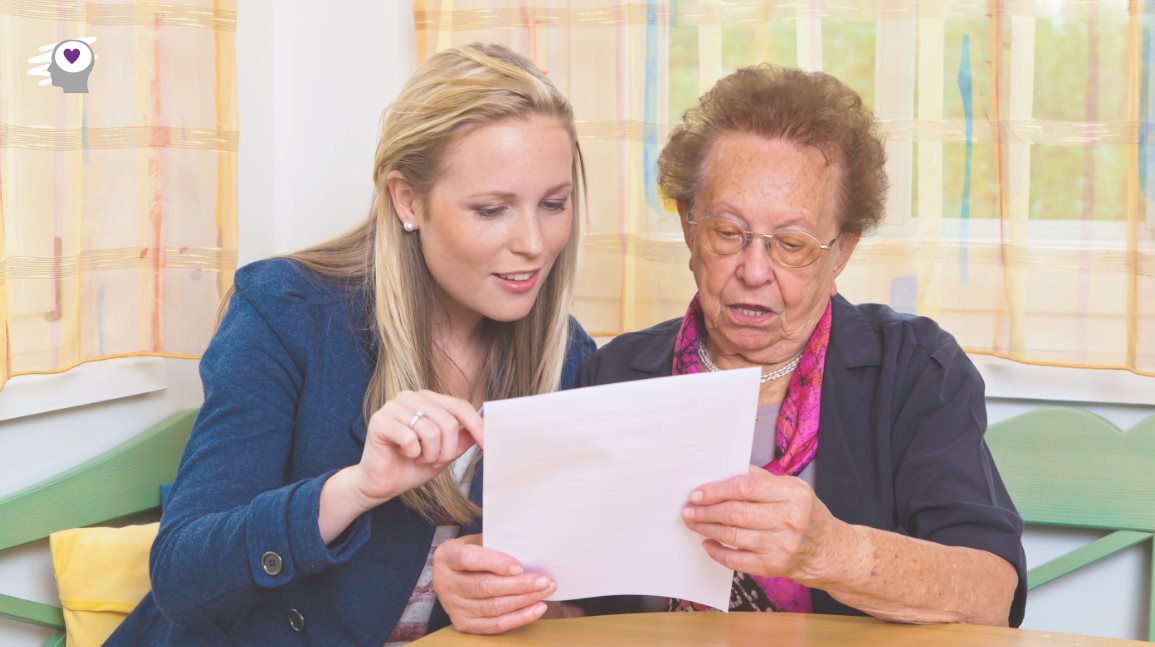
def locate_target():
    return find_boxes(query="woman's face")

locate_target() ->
[681,132,859,365]
[392,114,574,329]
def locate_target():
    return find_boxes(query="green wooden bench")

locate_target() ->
[0,409,197,647]
[985,407,1155,641]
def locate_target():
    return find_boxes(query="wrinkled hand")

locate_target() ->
[351,390,484,506]
[681,466,844,583]
[432,534,556,634]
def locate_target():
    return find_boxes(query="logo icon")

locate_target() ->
[28,37,97,94]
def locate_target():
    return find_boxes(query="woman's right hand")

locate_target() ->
[352,390,485,506]
[319,390,483,543]
[432,534,557,634]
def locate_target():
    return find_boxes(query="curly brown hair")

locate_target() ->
[658,64,888,235]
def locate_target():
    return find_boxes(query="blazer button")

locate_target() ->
[261,551,283,576]
[288,608,305,633]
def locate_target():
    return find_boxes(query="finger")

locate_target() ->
[689,469,787,506]
[439,537,525,576]
[410,401,465,466]
[701,539,775,576]
[367,411,418,457]
[433,425,476,470]
[461,583,555,619]
[375,420,421,459]
[390,391,482,456]
[436,412,460,466]
[379,393,430,459]
[392,392,466,464]
[419,413,476,468]
[682,499,775,530]
[453,600,547,635]
[422,391,485,449]
[456,572,556,602]
[682,519,766,552]
[410,413,444,465]
[390,391,436,428]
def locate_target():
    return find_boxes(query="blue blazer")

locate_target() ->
[107,259,596,646]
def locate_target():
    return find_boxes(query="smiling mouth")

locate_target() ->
[496,271,536,281]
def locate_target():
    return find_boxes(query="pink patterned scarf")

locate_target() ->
[668,294,832,613]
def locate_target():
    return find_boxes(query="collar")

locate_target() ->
[828,293,882,369]
[626,319,681,377]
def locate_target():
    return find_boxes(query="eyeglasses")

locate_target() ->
[687,214,840,269]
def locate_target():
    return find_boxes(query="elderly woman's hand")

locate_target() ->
[680,466,851,583]
[432,534,557,634]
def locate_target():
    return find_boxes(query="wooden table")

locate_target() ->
[412,612,1151,646]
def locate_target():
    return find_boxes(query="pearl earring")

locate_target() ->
[402,221,415,232]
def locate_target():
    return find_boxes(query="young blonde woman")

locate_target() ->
[106,43,595,646]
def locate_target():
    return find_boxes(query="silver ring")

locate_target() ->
[407,410,427,430]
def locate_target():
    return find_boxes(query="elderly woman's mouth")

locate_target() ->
[730,304,774,323]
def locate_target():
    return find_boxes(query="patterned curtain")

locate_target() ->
[0,1,238,389]
[413,0,1155,376]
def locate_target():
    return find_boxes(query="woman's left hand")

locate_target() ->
[680,466,848,583]
[432,534,555,634]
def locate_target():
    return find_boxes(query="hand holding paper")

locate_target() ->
[482,368,760,610]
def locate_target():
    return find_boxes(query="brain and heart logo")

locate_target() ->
[27,37,97,94]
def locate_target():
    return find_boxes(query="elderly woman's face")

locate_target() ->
[682,132,859,364]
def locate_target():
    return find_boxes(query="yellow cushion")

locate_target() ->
[49,522,158,647]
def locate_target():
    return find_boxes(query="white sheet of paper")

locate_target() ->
[482,368,760,610]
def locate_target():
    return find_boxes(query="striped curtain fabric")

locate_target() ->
[0,0,238,389]
[414,0,1155,376]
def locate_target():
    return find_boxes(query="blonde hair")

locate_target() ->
[281,43,584,523]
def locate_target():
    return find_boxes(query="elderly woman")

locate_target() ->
[431,65,1026,633]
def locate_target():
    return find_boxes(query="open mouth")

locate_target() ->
[728,303,776,323]
[496,271,535,281]
[493,269,541,293]
[734,306,769,317]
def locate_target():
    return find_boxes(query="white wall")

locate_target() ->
[239,0,416,264]
[0,2,415,645]
[2,2,1153,644]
